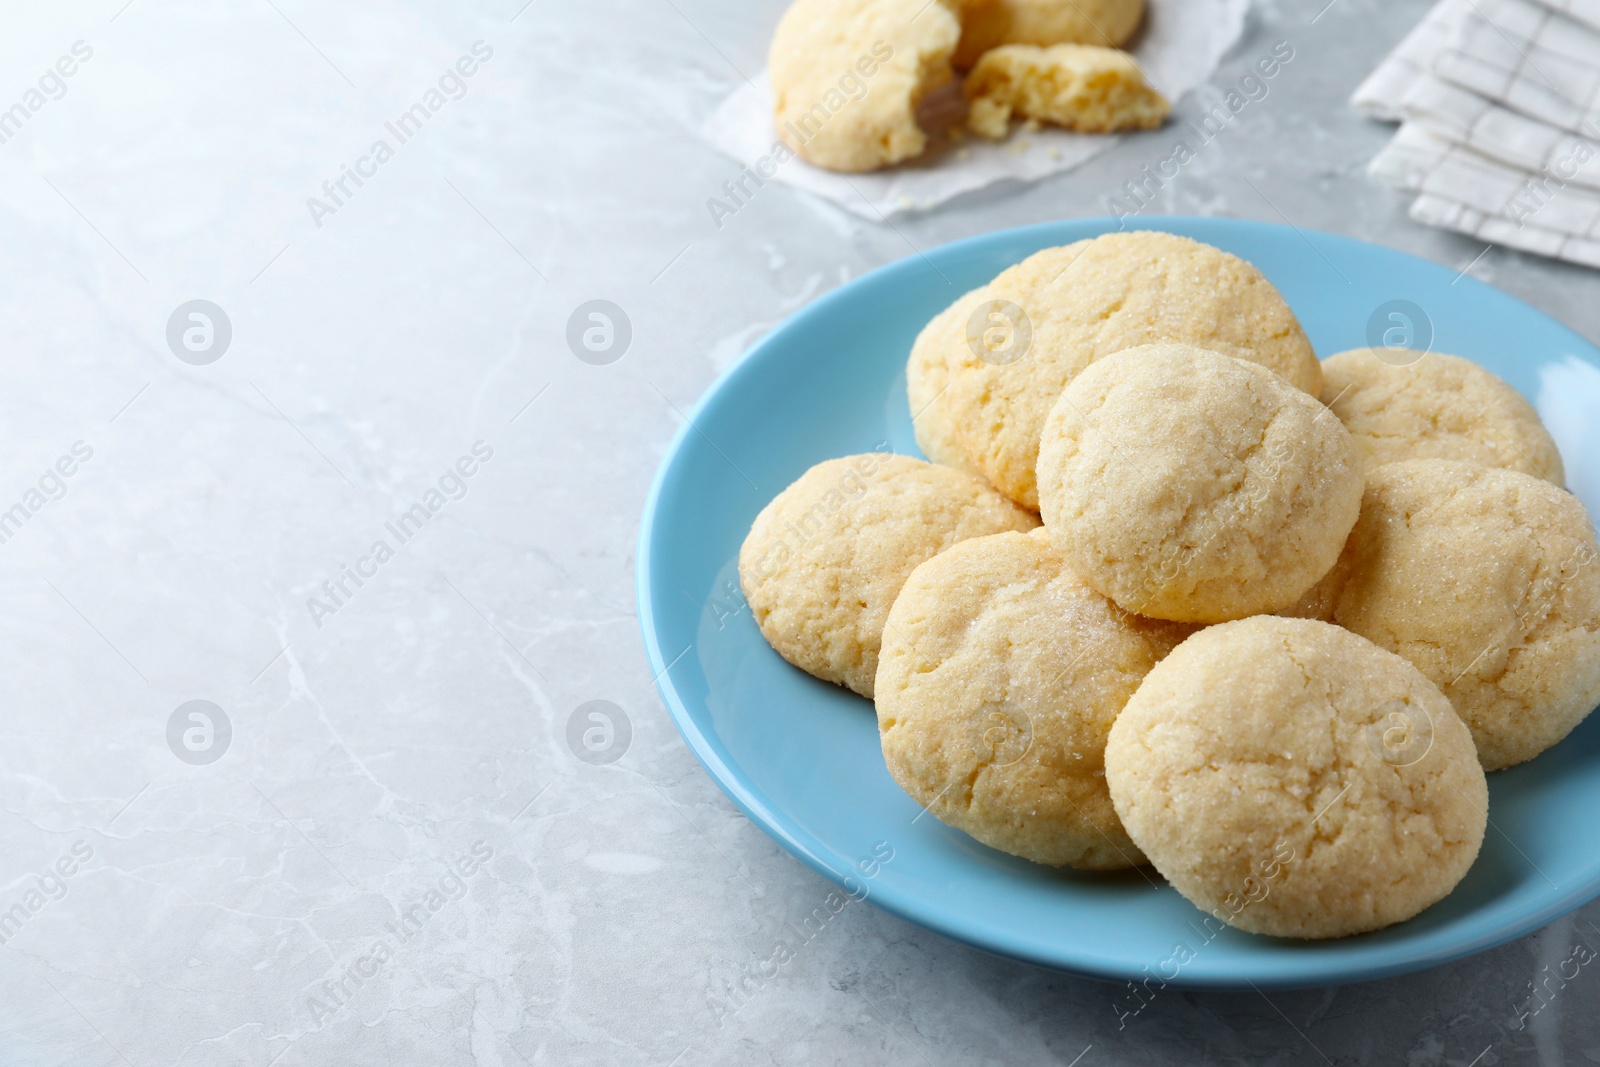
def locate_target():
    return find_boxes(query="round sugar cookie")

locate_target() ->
[1322,348,1565,485]
[739,453,1038,698]
[953,0,1146,69]
[1105,616,1488,939]
[908,285,991,475]
[876,528,1191,868]
[1037,344,1362,623]
[942,231,1321,508]
[1330,459,1600,770]
[769,0,961,172]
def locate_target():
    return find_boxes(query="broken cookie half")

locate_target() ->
[966,44,1170,140]
[769,0,962,173]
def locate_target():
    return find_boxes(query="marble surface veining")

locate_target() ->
[0,1,1597,1064]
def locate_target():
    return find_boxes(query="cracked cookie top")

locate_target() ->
[1037,343,1360,623]
[1105,616,1488,939]
[1331,459,1600,770]
[940,231,1321,509]
[1321,348,1565,485]
[875,528,1190,868]
[739,453,1037,699]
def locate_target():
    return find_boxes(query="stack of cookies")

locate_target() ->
[739,230,1600,939]
[769,0,1170,173]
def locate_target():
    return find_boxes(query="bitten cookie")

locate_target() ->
[966,44,1170,139]
[1330,460,1600,770]
[1037,344,1362,623]
[876,528,1191,868]
[1322,348,1566,485]
[739,453,1038,697]
[1106,616,1488,939]
[953,0,1145,69]
[941,231,1322,508]
[908,285,992,475]
[769,0,961,172]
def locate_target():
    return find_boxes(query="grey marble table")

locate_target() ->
[0,1,1595,1064]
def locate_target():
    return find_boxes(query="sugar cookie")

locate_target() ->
[1322,348,1565,485]
[770,0,961,172]
[740,452,1038,697]
[942,231,1321,508]
[1331,459,1600,770]
[953,0,1145,69]
[876,528,1190,867]
[1106,616,1488,939]
[1037,344,1362,623]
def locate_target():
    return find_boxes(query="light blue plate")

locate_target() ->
[636,217,1600,988]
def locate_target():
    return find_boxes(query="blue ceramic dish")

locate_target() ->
[637,216,1600,988]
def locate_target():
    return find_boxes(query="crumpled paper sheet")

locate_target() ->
[702,0,1249,220]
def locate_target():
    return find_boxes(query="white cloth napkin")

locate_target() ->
[702,0,1248,220]
[1369,124,1600,264]
[1533,0,1600,31]
[1351,0,1474,123]
[1352,0,1600,267]
[1412,192,1600,266]
[1529,0,1600,31]
[1378,76,1600,189]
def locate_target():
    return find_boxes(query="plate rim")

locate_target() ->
[635,214,1600,989]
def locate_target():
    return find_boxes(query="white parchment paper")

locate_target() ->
[702,0,1250,219]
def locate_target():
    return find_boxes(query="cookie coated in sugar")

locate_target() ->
[1106,616,1488,939]
[740,452,1037,697]
[1321,348,1565,485]
[1330,459,1600,770]
[876,528,1191,868]
[770,0,961,172]
[941,231,1321,509]
[1037,344,1360,623]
